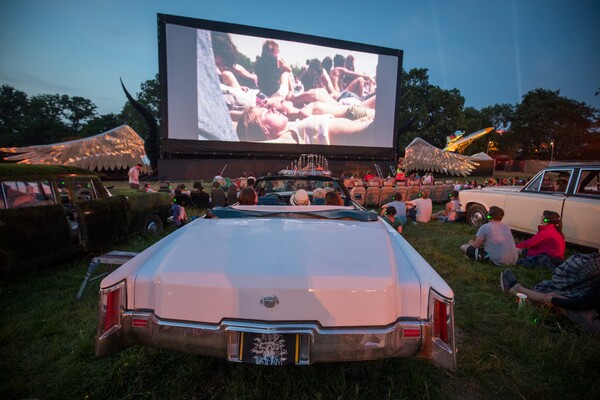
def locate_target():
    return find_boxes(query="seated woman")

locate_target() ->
[254,39,294,98]
[515,210,565,270]
[434,190,462,222]
[211,31,257,90]
[238,187,258,205]
[300,58,340,99]
[325,191,344,206]
[326,54,376,103]
[172,194,188,228]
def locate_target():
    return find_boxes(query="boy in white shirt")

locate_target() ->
[405,189,433,223]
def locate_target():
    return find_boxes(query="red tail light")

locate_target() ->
[433,299,449,343]
[101,285,123,334]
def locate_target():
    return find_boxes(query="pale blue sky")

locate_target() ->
[1,0,598,115]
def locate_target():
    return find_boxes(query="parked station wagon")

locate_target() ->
[0,164,172,274]
[459,164,600,251]
[95,175,457,370]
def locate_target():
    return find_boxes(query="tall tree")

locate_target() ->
[0,85,29,146]
[0,86,100,146]
[78,113,125,137]
[509,89,598,160]
[24,94,70,145]
[397,68,465,151]
[59,95,97,133]
[480,103,514,132]
[479,103,515,156]
[462,107,488,154]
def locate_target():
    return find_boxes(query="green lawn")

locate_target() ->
[1,204,599,400]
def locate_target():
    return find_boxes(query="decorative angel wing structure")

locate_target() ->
[404,137,479,176]
[0,125,151,173]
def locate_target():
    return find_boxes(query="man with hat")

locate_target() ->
[290,189,311,206]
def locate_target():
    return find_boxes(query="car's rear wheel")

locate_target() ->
[143,214,163,236]
[466,204,487,227]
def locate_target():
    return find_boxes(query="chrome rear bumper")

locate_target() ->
[96,312,456,370]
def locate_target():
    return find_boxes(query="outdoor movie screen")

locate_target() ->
[159,14,402,159]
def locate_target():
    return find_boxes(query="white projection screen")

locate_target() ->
[158,14,403,160]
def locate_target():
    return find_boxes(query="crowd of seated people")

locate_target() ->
[455,202,600,336]
[344,171,529,190]
[151,177,351,210]
[141,170,532,220]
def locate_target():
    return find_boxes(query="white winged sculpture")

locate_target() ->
[0,125,152,173]
[401,127,495,176]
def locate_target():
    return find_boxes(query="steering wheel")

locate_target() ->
[75,188,93,202]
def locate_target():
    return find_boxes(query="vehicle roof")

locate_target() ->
[543,164,600,168]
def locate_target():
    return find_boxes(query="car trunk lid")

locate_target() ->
[132,218,422,326]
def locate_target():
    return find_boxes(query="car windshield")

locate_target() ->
[252,176,350,206]
[255,177,345,195]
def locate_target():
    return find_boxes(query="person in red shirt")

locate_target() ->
[515,210,565,270]
[395,168,406,183]
[363,170,374,182]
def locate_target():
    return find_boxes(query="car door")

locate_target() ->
[502,168,573,235]
[561,168,600,250]
[0,179,70,272]
[66,177,121,250]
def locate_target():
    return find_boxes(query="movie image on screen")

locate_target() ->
[161,15,402,158]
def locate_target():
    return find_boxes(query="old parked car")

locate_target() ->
[95,175,456,370]
[0,164,172,274]
[459,164,600,251]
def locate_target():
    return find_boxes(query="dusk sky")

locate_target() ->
[1,0,598,116]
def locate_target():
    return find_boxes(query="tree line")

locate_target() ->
[1,69,598,160]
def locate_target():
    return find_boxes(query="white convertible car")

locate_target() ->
[96,176,456,370]
[459,164,600,251]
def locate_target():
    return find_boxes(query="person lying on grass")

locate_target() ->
[500,252,600,336]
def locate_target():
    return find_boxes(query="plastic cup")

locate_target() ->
[516,293,527,308]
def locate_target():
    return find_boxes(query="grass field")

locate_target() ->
[1,187,599,400]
